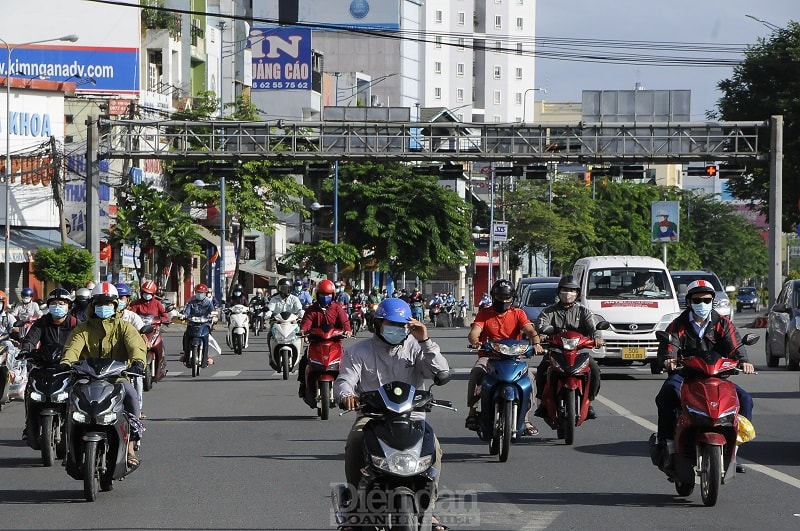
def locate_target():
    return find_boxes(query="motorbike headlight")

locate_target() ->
[372,452,433,477]
[97,411,117,425]
[30,391,45,402]
[488,342,529,357]
[71,411,88,423]
[561,337,580,351]
[52,391,69,403]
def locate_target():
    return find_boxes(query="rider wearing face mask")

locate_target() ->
[534,275,603,420]
[11,287,43,333]
[130,280,171,324]
[465,278,541,434]
[227,283,249,307]
[181,283,217,366]
[335,298,449,528]
[655,279,755,473]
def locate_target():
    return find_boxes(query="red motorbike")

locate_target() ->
[538,321,609,445]
[140,315,167,391]
[649,330,759,507]
[348,301,364,337]
[303,326,346,420]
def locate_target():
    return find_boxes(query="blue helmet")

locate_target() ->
[21,287,34,297]
[375,298,412,324]
[114,283,132,297]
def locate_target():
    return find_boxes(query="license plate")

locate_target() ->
[621,347,646,360]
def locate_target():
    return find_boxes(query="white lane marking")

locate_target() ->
[445,482,561,530]
[211,370,241,378]
[596,394,800,489]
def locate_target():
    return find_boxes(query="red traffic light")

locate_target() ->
[705,165,717,177]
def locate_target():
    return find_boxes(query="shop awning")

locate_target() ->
[194,225,235,248]
[0,228,82,263]
[238,261,280,282]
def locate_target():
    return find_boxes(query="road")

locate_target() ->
[1,311,799,530]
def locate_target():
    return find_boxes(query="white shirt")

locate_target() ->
[119,308,145,331]
[266,294,304,318]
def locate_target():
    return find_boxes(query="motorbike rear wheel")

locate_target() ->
[675,479,695,497]
[499,400,513,462]
[562,389,576,446]
[233,334,242,355]
[82,440,100,502]
[700,444,722,507]
[319,380,331,420]
[40,415,56,467]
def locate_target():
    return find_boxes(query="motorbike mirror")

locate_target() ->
[741,333,760,346]
[539,325,555,336]
[433,371,451,386]
[596,320,611,331]
[139,325,154,335]
[655,330,671,344]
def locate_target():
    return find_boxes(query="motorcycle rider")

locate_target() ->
[335,298,450,531]
[70,287,92,322]
[11,287,43,335]
[296,281,313,308]
[367,286,382,306]
[264,278,304,321]
[335,281,351,307]
[181,283,217,367]
[297,279,352,404]
[655,279,754,473]
[227,283,249,307]
[466,279,541,435]
[249,288,267,331]
[114,283,146,331]
[0,290,13,336]
[60,282,147,468]
[130,280,171,324]
[534,275,603,420]
[479,292,492,309]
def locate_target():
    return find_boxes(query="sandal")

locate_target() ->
[432,515,449,531]
[126,453,140,468]
[522,421,539,436]
[464,411,480,431]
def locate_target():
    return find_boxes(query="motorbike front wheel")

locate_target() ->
[700,444,723,507]
[319,380,331,420]
[40,415,56,467]
[191,345,201,377]
[562,389,576,446]
[82,440,101,502]
[499,400,513,462]
[391,490,419,531]
[281,352,290,380]
[233,334,242,355]
[143,360,153,391]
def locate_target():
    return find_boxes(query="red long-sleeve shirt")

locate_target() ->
[130,298,171,324]
[299,301,351,333]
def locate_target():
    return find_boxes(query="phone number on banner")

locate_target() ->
[254,81,310,90]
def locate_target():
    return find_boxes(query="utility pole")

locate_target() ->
[768,116,783,307]
[86,117,100,282]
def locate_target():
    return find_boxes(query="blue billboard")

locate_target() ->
[250,27,313,91]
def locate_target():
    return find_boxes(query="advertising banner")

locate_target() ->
[250,27,313,91]
[253,0,401,30]
[651,201,680,243]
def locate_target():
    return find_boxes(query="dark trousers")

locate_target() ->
[655,373,754,439]
[535,354,601,401]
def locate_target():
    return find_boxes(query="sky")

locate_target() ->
[535,0,800,120]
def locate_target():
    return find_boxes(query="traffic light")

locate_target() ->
[439,164,464,177]
[705,165,717,177]
[523,164,548,180]
[686,165,718,177]
[718,165,746,179]
[620,164,645,180]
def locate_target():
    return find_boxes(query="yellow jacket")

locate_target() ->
[61,306,146,367]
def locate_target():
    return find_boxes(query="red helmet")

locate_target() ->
[195,283,209,294]
[141,280,158,295]
[317,279,335,295]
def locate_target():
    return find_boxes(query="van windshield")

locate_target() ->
[586,268,674,299]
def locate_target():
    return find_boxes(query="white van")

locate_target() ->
[571,256,681,374]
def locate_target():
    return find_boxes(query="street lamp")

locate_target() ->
[310,162,340,282]
[2,33,78,297]
[522,87,547,124]
[745,14,781,31]
[194,176,227,302]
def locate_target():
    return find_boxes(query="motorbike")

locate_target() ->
[267,311,303,380]
[429,303,451,328]
[64,358,140,501]
[474,340,535,462]
[21,345,71,466]
[538,321,609,446]
[225,304,250,355]
[140,315,167,391]
[0,335,15,410]
[649,330,759,507]
[454,302,468,328]
[349,302,364,337]
[303,326,346,420]
[5,328,28,402]
[365,302,379,333]
[249,301,266,336]
[409,299,425,323]
[331,374,453,531]
[183,314,212,377]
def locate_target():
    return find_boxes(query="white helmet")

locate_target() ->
[91,282,119,304]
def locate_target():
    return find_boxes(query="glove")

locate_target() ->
[57,363,71,373]
[128,361,145,376]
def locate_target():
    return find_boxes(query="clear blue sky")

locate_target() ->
[536,0,800,119]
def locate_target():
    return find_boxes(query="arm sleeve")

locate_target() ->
[299,310,313,332]
[61,326,86,364]
[414,339,449,379]
[334,347,361,402]
[721,317,747,361]
[158,302,170,323]
[338,305,352,332]
[20,320,44,351]
[658,319,681,360]
[122,322,147,365]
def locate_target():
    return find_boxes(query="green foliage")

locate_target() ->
[140,0,181,36]
[278,241,361,277]
[715,21,800,231]
[32,246,94,291]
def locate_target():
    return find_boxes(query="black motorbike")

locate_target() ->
[21,345,71,466]
[250,301,266,336]
[332,373,453,531]
[64,358,140,501]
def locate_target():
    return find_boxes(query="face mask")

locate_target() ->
[195,293,206,301]
[22,297,32,304]
[380,324,409,346]
[691,301,713,320]
[294,286,301,293]
[233,291,241,296]
[559,291,577,305]
[318,294,333,306]
[492,300,512,313]
[118,299,127,310]
[49,304,68,318]
[94,305,115,319]
[143,294,153,301]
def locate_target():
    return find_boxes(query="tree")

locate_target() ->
[278,240,361,278]
[715,21,800,231]
[32,245,94,291]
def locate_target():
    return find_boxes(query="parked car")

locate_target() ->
[737,286,760,313]
[514,276,560,307]
[518,282,560,323]
[766,279,800,369]
[670,270,733,317]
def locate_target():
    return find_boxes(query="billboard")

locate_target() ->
[651,201,680,243]
[0,0,140,94]
[250,27,313,91]
[253,0,401,30]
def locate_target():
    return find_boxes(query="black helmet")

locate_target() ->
[558,275,580,292]
[46,288,74,305]
[277,277,292,296]
[490,279,514,301]
[232,283,243,293]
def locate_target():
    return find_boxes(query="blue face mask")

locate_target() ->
[318,295,333,306]
[94,305,115,319]
[143,294,153,301]
[195,293,206,301]
[380,324,409,346]
[691,302,713,320]
[118,299,127,310]
[49,304,68,318]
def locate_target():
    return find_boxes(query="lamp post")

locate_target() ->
[2,33,78,297]
[745,14,781,31]
[194,175,227,303]
[522,87,547,124]
[311,197,339,281]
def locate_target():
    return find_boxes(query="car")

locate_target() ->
[669,270,733,318]
[737,286,760,313]
[518,282,559,323]
[514,276,560,307]
[766,279,800,369]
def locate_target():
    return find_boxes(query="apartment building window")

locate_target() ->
[493,115,502,123]
[493,90,501,104]
[457,63,465,76]
[435,10,443,23]
[458,37,465,50]
[458,12,465,25]
[495,15,502,29]
[434,61,442,74]
[516,43,523,55]
[493,66,502,79]
[515,67,523,80]
[516,17,523,30]
[515,92,522,104]
[517,0,524,4]
[457,88,465,102]
[435,87,442,99]
[435,36,442,48]
[515,116,523,123]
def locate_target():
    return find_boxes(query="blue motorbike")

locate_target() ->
[183,315,211,377]
[476,340,534,462]
[410,300,425,322]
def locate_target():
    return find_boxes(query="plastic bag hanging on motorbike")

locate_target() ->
[736,415,756,445]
